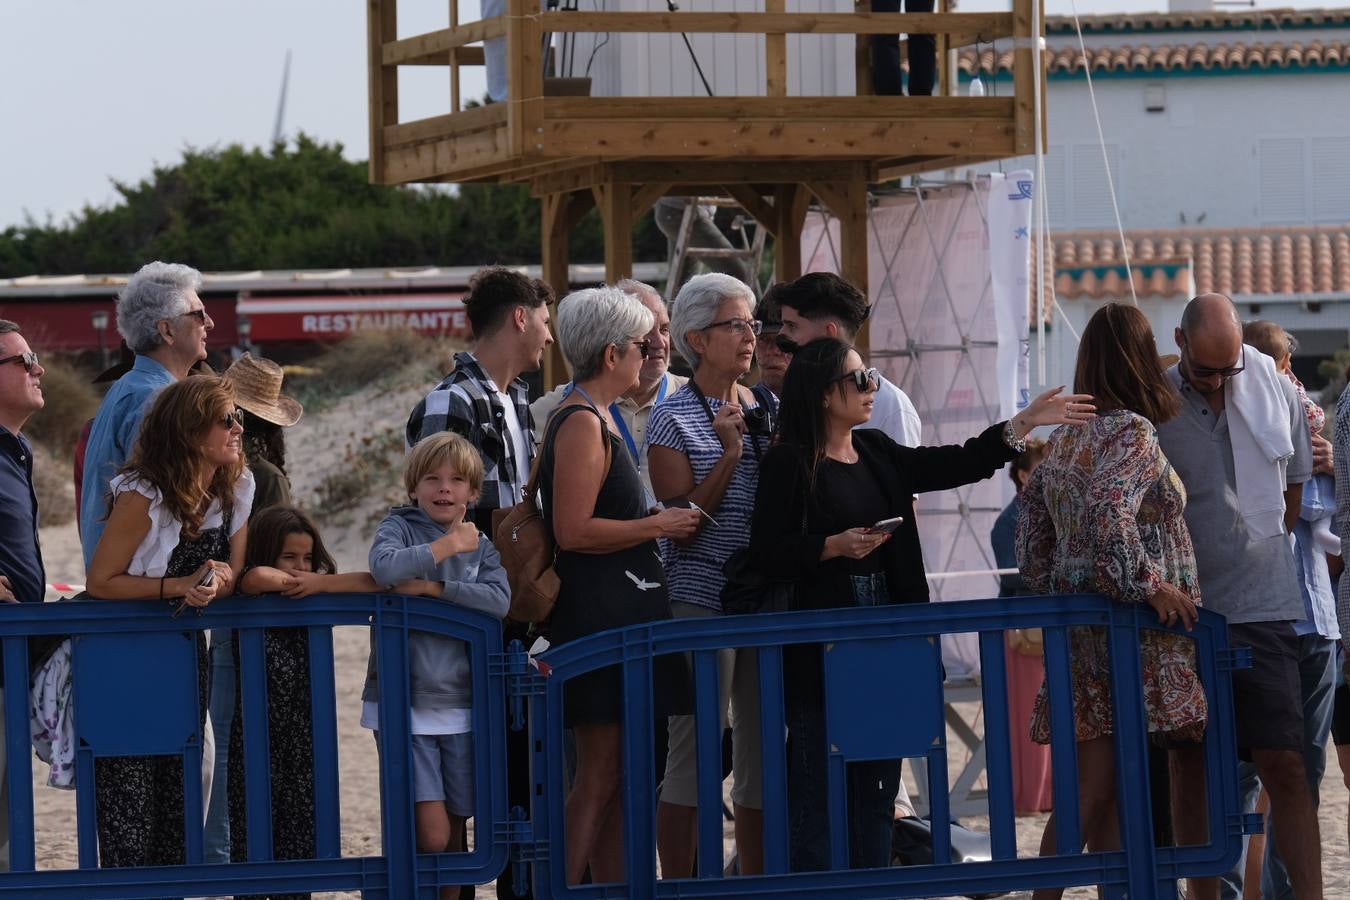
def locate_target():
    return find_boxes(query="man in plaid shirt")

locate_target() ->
[406,266,555,534]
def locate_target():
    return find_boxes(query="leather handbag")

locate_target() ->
[493,406,611,625]
[719,507,806,615]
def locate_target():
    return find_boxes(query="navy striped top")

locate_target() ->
[645,386,773,612]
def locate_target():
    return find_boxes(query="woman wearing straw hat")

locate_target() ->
[225,353,304,516]
[203,354,304,867]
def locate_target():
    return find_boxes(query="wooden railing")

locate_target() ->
[366,0,1045,182]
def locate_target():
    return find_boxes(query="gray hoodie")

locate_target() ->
[362,504,510,709]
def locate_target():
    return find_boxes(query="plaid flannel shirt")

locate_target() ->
[405,352,536,526]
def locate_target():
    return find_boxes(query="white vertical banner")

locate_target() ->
[988,171,1034,420]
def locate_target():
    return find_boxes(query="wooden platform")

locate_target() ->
[367,0,1046,373]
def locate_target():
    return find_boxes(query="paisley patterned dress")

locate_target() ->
[1016,411,1209,743]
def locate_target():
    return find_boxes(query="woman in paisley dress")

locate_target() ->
[86,376,253,874]
[1016,303,1214,900]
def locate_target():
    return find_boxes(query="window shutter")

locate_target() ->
[1258,137,1308,224]
[1311,137,1350,224]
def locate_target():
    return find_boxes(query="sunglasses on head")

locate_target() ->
[0,351,39,374]
[835,367,880,392]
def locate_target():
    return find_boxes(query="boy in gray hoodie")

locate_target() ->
[363,431,510,866]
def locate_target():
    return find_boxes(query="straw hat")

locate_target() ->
[223,353,303,427]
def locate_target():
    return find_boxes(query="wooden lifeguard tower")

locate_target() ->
[366,0,1045,367]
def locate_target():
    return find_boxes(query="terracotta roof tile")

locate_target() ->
[956,39,1350,77]
[1044,8,1350,35]
[1046,225,1350,302]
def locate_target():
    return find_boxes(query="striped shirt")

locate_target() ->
[405,352,535,522]
[645,386,773,612]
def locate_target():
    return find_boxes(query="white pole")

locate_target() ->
[1030,0,1047,383]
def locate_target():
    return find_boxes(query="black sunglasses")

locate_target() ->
[633,339,651,360]
[1185,344,1246,380]
[835,367,881,392]
[0,351,39,374]
[217,408,245,430]
[181,308,209,323]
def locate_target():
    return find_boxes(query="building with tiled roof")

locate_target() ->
[960,3,1350,382]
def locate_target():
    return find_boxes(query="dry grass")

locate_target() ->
[31,442,76,527]
[289,329,463,413]
[26,355,102,455]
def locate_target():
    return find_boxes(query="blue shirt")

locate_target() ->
[0,426,45,603]
[1292,476,1340,640]
[79,355,175,570]
[990,497,1025,597]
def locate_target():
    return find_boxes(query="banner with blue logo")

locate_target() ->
[989,170,1034,421]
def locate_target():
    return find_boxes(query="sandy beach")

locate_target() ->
[27,376,1349,898]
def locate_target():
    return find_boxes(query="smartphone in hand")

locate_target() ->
[196,568,217,589]
[866,516,905,535]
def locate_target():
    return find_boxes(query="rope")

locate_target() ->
[1068,0,1138,306]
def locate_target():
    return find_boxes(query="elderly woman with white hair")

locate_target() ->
[542,285,702,885]
[648,272,774,877]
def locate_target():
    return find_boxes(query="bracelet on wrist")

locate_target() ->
[1002,419,1028,453]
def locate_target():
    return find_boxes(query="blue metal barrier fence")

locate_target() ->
[0,592,1253,898]
[524,594,1256,900]
[0,592,515,898]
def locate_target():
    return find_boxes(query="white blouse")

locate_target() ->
[108,469,255,577]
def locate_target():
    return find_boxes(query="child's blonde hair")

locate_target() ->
[405,432,485,497]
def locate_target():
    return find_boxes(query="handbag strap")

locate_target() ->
[531,402,614,501]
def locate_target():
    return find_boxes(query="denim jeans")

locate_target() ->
[1219,633,1335,900]
[204,630,235,864]
[787,680,898,871]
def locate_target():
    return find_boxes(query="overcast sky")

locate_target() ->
[0,0,1328,230]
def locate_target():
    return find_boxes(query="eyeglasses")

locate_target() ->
[1185,344,1246,380]
[0,352,39,374]
[704,318,763,337]
[180,308,210,324]
[217,408,245,430]
[835,367,881,392]
[633,339,651,360]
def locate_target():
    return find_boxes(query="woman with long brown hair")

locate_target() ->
[86,375,254,870]
[1016,302,1214,900]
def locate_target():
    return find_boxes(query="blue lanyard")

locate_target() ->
[610,376,669,463]
[564,376,669,465]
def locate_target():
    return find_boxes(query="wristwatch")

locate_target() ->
[1002,420,1027,453]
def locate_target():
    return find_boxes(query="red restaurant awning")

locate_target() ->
[236,293,469,342]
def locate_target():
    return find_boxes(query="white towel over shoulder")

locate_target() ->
[1226,345,1295,540]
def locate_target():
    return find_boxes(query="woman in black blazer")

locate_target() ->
[749,337,1092,872]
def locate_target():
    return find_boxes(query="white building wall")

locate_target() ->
[972,70,1350,231]
[579,0,856,97]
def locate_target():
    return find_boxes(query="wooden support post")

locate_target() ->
[540,190,597,388]
[855,9,873,97]
[521,0,544,155]
[766,0,788,97]
[807,168,871,350]
[1012,0,1035,155]
[593,181,634,282]
[506,0,544,157]
[449,0,460,112]
[367,0,398,183]
[773,184,810,284]
[721,185,778,238]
